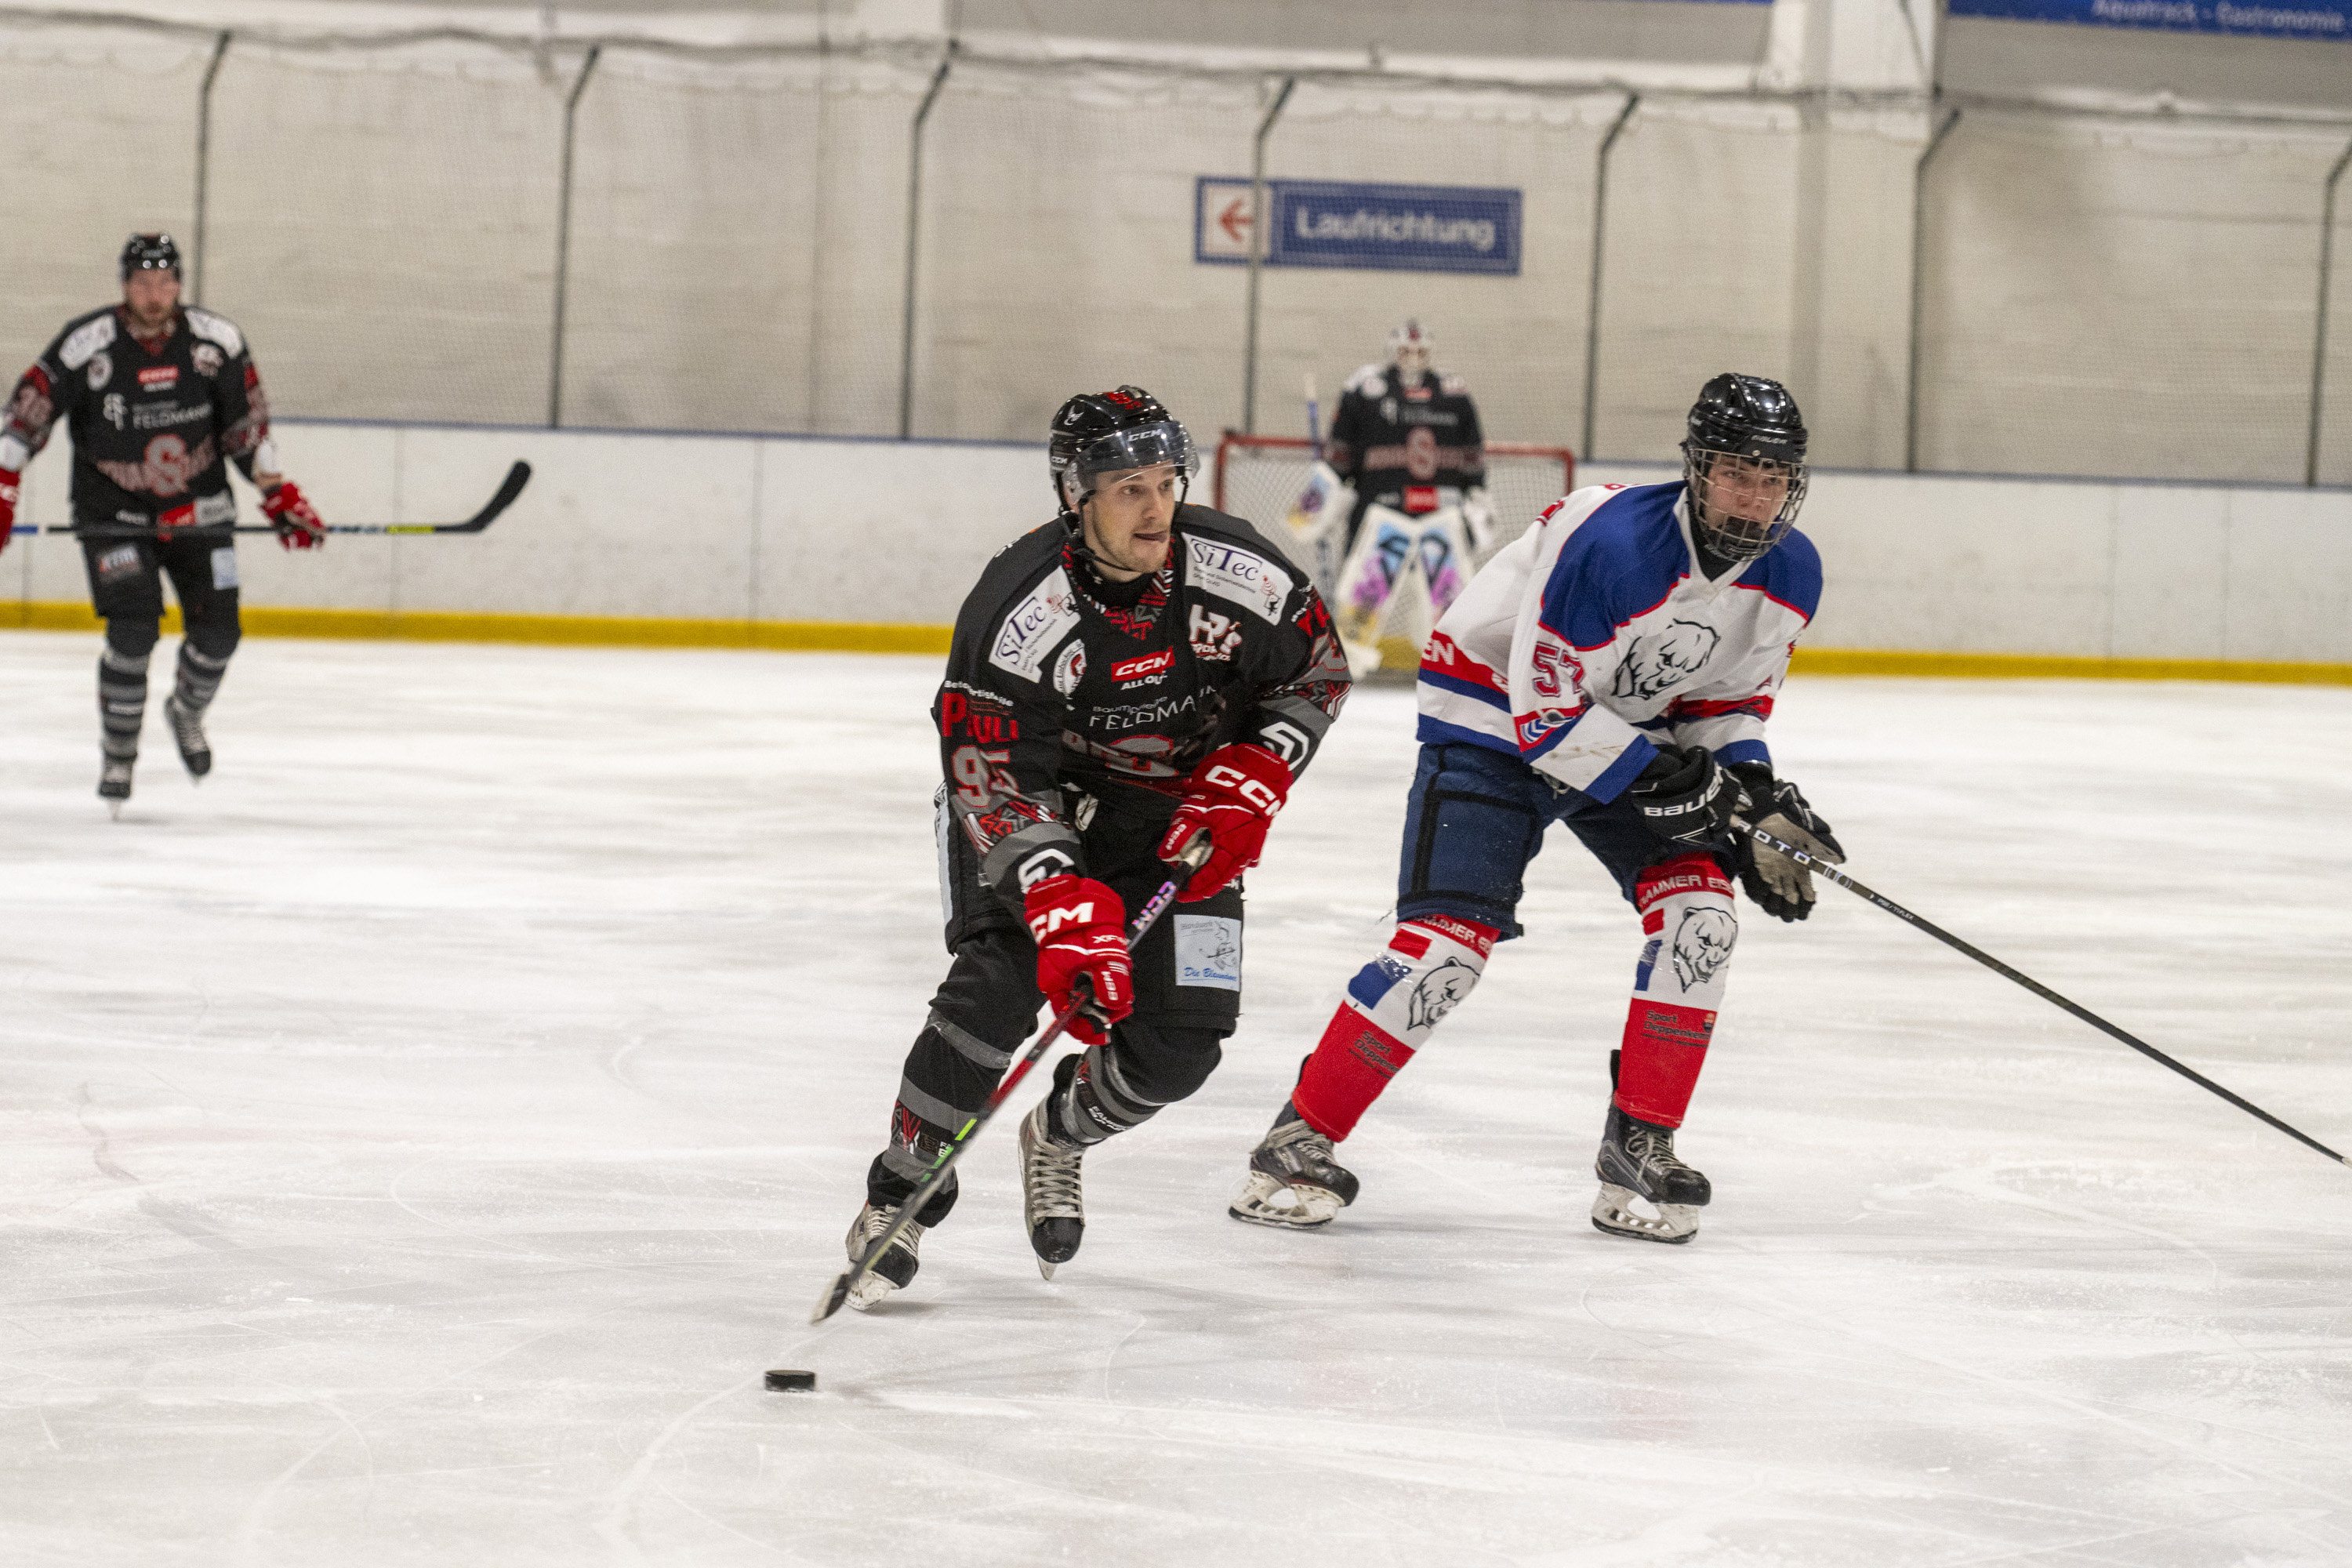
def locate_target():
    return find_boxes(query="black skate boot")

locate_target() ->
[163,693,212,779]
[841,1200,924,1312]
[97,755,135,818]
[1229,1103,1359,1229]
[1017,1097,1086,1278]
[1592,1100,1711,1244]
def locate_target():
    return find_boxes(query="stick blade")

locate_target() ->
[811,1269,856,1325]
[448,460,531,533]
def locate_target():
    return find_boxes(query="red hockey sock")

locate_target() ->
[1615,1001,1716,1127]
[1291,1004,1417,1141]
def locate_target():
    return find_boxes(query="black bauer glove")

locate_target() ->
[1624,744,1738,855]
[1727,762,1845,922]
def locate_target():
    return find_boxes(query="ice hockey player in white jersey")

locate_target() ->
[1229,373,1846,1245]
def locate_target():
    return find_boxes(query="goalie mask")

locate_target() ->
[1681,372,1808,563]
[1047,385,1197,514]
[1388,319,1434,387]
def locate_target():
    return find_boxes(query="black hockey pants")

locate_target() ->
[82,532,242,761]
[864,785,1244,1227]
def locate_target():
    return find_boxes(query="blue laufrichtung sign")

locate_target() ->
[1949,0,2349,40]
[1194,178,1523,277]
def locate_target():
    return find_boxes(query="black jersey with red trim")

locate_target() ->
[1,304,274,529]
[937,503,1352,914]
[1326,360,1485,515]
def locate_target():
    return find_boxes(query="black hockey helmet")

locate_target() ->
[1680,372,1809,562]
[120,232,183,282]
[1047,385,1197,513]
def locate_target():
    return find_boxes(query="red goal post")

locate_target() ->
[1210,434,1577,562]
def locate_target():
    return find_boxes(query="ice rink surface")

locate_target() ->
[2,630,2347,1566]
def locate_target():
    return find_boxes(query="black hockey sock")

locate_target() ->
[173,641,231,712]
[1051,1041,1171,1148]
[97,648,148,760]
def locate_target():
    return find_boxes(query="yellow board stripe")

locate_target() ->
[2,601,2346,684]
[1788,648,2352,686]
[0,601,951,655]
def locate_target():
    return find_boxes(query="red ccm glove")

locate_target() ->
[1024,875,1133,1046]
[263,481,325,550]
[1157,742,1293,902]
[0,467,19,556]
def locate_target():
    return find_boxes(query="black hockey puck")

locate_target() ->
[765,1369,817,1393]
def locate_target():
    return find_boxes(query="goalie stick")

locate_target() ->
[1738,816,2348,1169]
[811,830,1214,1325]
[11,460,531,539]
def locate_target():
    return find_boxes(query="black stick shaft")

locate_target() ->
[1739,818,2347,1168]
[812,835,1213,1323]
[9,461,529,539]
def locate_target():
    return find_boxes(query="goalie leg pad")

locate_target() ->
[1291,915,1497,1140]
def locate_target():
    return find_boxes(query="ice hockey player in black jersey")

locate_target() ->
[840,385,1352,1309]
[1326,319,1486,547]
[0,234,327,812]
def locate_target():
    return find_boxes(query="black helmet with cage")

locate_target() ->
[1681,372,1809,562]
[119,232,183,282]
[1047,386,1198,515]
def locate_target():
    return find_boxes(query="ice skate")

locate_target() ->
[98,755,134,818]
[841,1200,924,1312]
[1229,1113,1359,1230]
[162,693,211,779]
[1591,1101,1711,1244]
[1017,1098,1085,1279]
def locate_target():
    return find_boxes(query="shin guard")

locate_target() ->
[1292,914,1497,1140]
[1616,855,1737,1128]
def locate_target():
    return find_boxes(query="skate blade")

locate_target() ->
[106,800,124,822]
[1036,1258,1056,1282]
[1590,1182,1698,1244]
[1227,1171,1341,1230]
[844,1270,898,1313]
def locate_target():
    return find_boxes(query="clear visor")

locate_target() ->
[1073,420,1198,485]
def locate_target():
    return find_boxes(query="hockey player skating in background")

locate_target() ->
[0,234,326,811]
[841,387,1350,1308]
[1229,373,1843,1245]
[1322,321,1494,672]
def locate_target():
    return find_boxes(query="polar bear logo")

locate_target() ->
[1613,620,1720,702]
[1406,958,1479,1032]
[1671,907,1737,991]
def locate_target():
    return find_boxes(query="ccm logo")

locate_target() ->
[1112,649,1172,681]
[1204,763,1283,815]
[1028,902,1095,938]
[138,366,178,390]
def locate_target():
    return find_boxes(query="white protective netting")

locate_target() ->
[199,37,565,425]
[1917,111,2352,485]
[2,16,2349,488]
[0,20,207,365]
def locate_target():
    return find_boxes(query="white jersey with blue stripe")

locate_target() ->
[1415,480,1821,802]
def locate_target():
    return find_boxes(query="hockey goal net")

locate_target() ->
[1212,434,1576,675]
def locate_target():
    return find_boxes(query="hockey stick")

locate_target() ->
[9,460,531,539]
[811,830,1215,1324]
[1737,817,2349,1168]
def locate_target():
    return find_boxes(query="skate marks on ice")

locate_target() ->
[0,636,2348,1564]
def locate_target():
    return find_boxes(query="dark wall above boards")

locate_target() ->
[1942,13,2352,112]
[957,0,1777,68]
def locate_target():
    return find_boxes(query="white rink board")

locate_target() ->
[1,633,2347,1565]
[11,424,2350,661]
